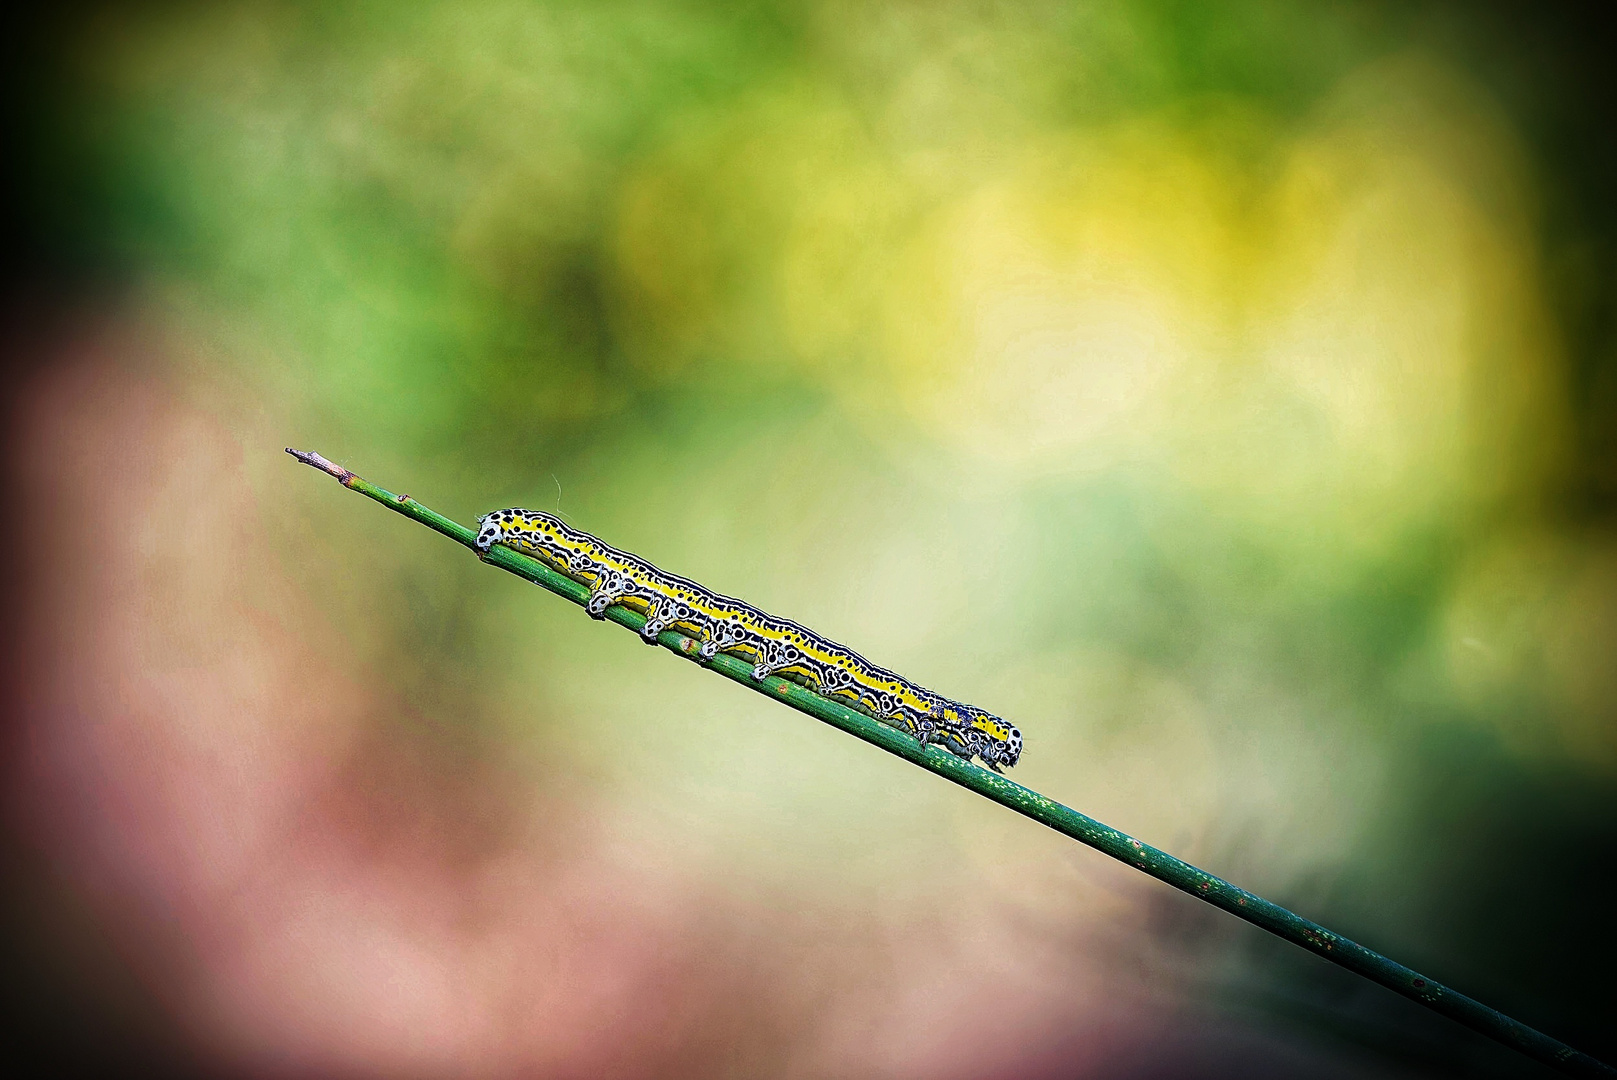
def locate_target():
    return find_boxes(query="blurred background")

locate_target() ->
[3,1,1614,1076]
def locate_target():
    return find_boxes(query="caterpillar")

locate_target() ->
[474,509,1023,771]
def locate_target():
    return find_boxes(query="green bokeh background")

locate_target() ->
[6,2,1615,1076]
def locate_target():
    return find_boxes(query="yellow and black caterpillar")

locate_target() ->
[475,509,1023,771]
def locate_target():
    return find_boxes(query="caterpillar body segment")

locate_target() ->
[473,508,1022,771]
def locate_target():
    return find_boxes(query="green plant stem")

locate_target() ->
[287,448,1613,1079]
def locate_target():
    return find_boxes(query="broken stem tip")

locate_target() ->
[285,448,355,483]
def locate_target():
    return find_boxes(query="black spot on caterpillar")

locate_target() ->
[474,509,1023,771]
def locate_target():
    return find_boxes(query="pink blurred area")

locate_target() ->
[0,322,1294,1079]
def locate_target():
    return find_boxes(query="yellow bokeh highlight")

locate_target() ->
[615,59,1569,567]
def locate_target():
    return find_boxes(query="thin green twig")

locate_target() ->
[288,448,1613,1079]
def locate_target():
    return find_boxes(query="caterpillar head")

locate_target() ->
[474,512,508,554]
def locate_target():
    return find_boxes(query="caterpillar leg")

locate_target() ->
[638,596,671,643]
[912,711,941,748]
[749,641,774,680]
[906,700,964,751]
[915,719,972,759]
[968,732,1005,772]
[750,640,802,681]
[698,617,748,661]
[907,718,942,749]
[585,569,637,619]
[641,596,703,645]
[876,702,926,746]
[814,664,855,699]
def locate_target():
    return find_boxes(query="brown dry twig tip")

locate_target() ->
[287,448,1616,1080]
[284,447,354,483]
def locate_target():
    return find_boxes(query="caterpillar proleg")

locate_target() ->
[474,509,1023,771]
